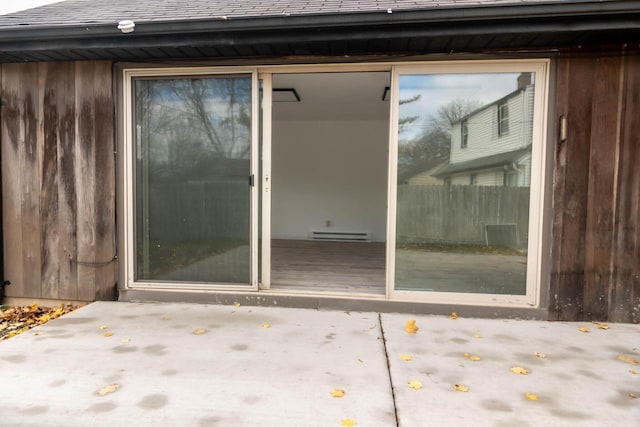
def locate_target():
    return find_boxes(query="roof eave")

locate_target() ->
[0,1,638,62]
[1,1,639,43]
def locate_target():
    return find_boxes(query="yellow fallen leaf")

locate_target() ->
[341,419,357,427]
[99,325,108,330]
[121,338,131,343]
[104,331,113,337]
[592,321,610,330]
[629,392,637,399]
[629,370,638,375]
[450,312,458,320]
[464,353,481,361]
[578,326,590,333]
[262,323,271,329]
[234,302,241,308]
[511,366,530,375]
[52,306,65,317]
[399,354,413,361]
[330,389,346,398]
[473,334,483,339]
[162,316,170,320]
[535,352,546,358]
[96,384,119,396]
[344,310,351,316]
[453,384,469,392]
[193,329,207,335]
[405,320,419,334]
[617,355,639,366]
[525,393,538,401]
[408,380,423,390]
[38,314,51,323]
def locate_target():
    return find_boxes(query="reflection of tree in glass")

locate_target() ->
[135,77,251,180]
[397,94,421,134]
[167,78,251,159]
[398,98,481,182]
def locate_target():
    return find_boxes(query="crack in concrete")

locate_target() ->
[378,313,400,427]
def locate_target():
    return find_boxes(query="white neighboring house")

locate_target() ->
[434,73,534,187]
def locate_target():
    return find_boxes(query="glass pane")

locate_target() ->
[134,76,252,284]
[395,72,534,295]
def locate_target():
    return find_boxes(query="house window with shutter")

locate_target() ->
[461,119,469,148]
[498,102,509,136]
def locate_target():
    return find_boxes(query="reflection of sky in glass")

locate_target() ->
[399,73,522,139]
[135,76,252,162]
[139,78,251,116]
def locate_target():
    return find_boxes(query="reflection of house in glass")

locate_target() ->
[433,73,534,187]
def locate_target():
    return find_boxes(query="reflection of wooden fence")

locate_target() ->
[147,183,529,246]
[396,185,530,246]
[145,181,249,243]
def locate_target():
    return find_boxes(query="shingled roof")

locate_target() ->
[0,0,574,27]
[0,0,638,62]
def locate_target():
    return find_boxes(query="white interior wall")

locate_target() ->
[271,119,389,242]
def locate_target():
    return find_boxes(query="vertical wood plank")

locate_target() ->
[610,54,640,323]
[20,63,42,298]
[40,62,61,299]
[1,64,25,297]
[583,55,623,321]
[75,61,97,301]
[93,61,116,300]
[548,56,570,320]
[549,54,595,320]
[57,61,78,300]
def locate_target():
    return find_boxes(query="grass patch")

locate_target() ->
[138,239,246,279]
[397,241,525,256]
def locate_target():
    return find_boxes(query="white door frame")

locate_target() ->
[260,73,273,289]
[386,60,550,307]
[120,61,549,308]
[122,66,260,291]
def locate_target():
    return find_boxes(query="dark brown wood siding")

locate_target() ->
[551,49,640,323]
[0,53,637,321]
[1,61,115,301]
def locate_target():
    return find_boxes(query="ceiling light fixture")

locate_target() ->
[273,88,300,102]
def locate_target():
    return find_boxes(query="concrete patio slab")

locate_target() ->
[382,313,640,427]
[0,302,395,426]
[1,302,639,426]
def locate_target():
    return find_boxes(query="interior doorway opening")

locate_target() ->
[269,72,391,295]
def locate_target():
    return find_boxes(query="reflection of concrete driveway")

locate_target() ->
[395,250,527,294]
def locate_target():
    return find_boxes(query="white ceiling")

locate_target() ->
[272,72,391,121]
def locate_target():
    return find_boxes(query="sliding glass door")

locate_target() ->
[126,69,259,288]
[388,62,548,305]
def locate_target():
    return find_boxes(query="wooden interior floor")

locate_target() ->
[270,239,386,295]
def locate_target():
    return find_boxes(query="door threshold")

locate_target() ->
[262,287,386,300]
[119,288,547,319]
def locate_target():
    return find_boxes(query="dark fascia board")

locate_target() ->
[0,1,638,56]
[0,1,639,41]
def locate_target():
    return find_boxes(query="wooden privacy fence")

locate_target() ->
[396,185,530,246]
[146,180,249,243]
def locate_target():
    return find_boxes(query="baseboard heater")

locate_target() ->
[308,231,371,242]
